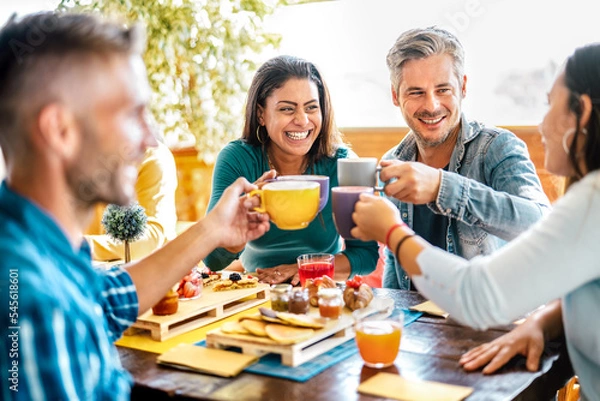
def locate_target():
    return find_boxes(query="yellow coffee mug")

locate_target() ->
[249,181,319,230]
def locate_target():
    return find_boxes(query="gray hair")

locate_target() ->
[386,26,465,94]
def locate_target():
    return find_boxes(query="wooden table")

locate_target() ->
[118,289,572,400]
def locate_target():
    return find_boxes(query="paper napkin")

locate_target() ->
[408,300,449,318]
[157,343,258,377]
[358,372,473,401]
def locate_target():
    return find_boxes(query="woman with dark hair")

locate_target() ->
[204,55,378,284]
[351,43,600,400]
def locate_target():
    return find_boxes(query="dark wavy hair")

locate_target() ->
[563,43,600,178]
[241,55,343,163]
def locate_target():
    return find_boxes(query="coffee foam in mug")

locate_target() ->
[264,181,318,190]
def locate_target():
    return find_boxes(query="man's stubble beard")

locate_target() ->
[65,121,132,209]
[409,109,462,150]
[411,121,460,150]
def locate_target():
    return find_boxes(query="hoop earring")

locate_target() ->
[256,125,264,145]
[562,127,588,154]
[562,128,576,154]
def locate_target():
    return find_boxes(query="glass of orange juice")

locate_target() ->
[354,310,403,368]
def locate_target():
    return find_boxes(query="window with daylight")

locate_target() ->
[263,0,599,128]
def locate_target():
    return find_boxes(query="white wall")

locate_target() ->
[264,0,600,128]
[5,1,598,129]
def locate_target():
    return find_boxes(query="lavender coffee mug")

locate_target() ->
[331,186,374,239]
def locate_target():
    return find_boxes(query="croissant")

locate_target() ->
[305,275,337,307]
[343,283,374,311]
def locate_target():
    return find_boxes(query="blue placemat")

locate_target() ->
[195,308,422,382]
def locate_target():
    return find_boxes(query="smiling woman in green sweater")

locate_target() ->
[203,55,378,285]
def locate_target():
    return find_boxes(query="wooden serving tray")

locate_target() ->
[205,310,355,367]
[128,284,270,341]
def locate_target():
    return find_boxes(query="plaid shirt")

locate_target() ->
[0,182,139,400]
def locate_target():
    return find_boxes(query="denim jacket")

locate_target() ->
[382,114,552,289]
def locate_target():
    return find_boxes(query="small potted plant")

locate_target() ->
[101,203,147,263]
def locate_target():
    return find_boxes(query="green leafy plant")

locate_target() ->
[57,0,284,159]
[101,203,147,262]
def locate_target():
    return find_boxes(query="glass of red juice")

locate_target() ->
[297,253,335,287]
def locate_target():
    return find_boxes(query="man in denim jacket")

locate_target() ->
[380,27,551,290]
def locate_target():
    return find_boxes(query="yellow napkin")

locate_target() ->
[358,372,473,401]
[409,300,449,318]
[156,343,258,377]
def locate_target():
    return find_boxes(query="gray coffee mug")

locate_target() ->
[331,186,374,239]
[337,158,383,191]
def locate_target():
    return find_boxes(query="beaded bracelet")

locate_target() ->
[395,234,416,262]
[385,223,406,248]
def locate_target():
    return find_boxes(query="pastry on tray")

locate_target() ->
[217,308,326,345]
[219,318,315,345]
[220,321,249,335]
[264,324,314,345]
[152,289,179,315]
[213,273,259,291]
[258,308,326,329]
[201,270,221,286]
[304,275,337,307]
[240,319,269,337]
[343,275,374,311]
[275,312,326,329]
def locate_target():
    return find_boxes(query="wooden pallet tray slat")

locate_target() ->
[129,284,270,341]
[205,311,355,367]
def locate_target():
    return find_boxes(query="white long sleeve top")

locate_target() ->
[413,170,600,401]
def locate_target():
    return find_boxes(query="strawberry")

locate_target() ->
[346,275,363,289]
[183,281,196,298]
